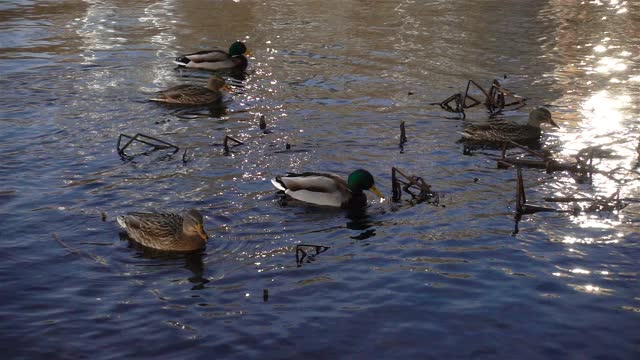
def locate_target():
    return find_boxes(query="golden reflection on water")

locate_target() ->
[538,1,640,303]
[546,0,640,224]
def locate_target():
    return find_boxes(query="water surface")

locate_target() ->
[1,0,639,358]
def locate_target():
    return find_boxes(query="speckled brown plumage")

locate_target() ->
[459,108,559,147]
[150,76,229,105]
[117,209,208,252]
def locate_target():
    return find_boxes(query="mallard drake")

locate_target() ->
[271,169,384,209]
[150,75,230,105]
[174,41,250,71]
[117,209,208,252]
[459,107,559,146]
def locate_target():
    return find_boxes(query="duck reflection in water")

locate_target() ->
[346,208,377,240]
[119,235,210,289]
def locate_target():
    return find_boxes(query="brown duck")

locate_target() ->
[459,108,559,147]
[150,76,230,105]
[117,209,208,252]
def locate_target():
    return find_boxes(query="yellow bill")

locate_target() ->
[369,185,384,199]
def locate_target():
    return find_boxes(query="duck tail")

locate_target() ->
[149,96,169,103]
[457,130,472,138]
[174,56,190,66]
[116,215,128,228]
[271,177,287,191]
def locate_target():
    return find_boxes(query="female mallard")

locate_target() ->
[271,169,384,209]
[174,41,250,71]
[117,209,208,252]
[150,75,230,105]
[459,107,559,146]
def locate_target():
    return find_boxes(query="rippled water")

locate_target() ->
[1,0,639,358]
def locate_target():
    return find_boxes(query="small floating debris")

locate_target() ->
[295,244,330,267]
[117,133,179,160]
[182,148,190,164]
[273,142,309,154]
[431,79,527,117]
[391,167,440,205]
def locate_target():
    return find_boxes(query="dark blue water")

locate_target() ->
[1,0,639,358]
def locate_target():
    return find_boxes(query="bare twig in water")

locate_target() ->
[431,79,527,116]
[544,196,640,204]
[430,93,470,118]
[296,244,330,267]
[391,167,439,205]
[400,121,407,145]
[514,167,560,217]
[117,133,179,160]
[52,233,108,266]
[223,135,244,153]
[259,115,267,130]
[486,79,527,115]
[259,114,273,134]
[512,168,627,235]
[52,233,80,255]
[544,191,627,213]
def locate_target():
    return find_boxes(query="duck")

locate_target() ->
[150,75,230,105]
[459,107,559,147]
[271,169,384,209]
[117,209,208,252]
[174,41,250,71]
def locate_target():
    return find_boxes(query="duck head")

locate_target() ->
[207,76,232,92]
[348,169,384,198]
[229,41,250,56]
[183,209,209,241]
[528,107,559,128]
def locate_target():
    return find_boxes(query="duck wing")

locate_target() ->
[150,85,219,104]
[118,212,182,247]
[459,121,523,141]
[277,172,343,191]
[176,49,228,63]
[272,172,346,207]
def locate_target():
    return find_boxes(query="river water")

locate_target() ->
[1,0,639,358]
